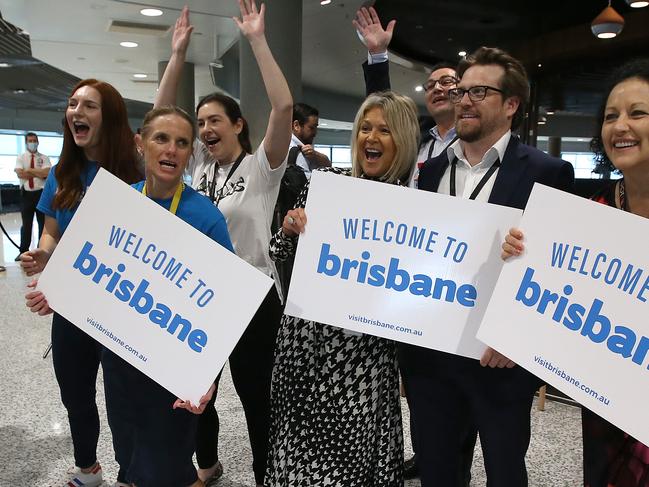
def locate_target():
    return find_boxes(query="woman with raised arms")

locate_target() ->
[265,91,420,486]
[502,59,649,486]
[154,3,292,485]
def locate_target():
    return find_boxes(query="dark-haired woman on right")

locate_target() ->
[154,4,292,486]
[503,58,649,486]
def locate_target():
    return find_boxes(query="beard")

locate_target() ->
[456,120,483,142]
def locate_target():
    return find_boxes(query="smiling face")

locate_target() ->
[424,67,457,122]
[197,101,243,163]
[138,113,193,191]
[66,85,103,159]
[455,64,518,144]
[601,77,649,176]
[356,106,396,179]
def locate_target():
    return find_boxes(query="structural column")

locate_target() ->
[239,0,302,149]
[547,136,562,158]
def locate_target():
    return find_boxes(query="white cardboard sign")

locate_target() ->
[478,184,649,445]
[285,170,522,359]
[38,169,273,405]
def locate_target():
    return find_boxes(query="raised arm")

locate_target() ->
[353,6,395,96]
[154,5,193,108]
[234,0,292,169]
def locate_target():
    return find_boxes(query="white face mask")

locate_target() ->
[27,142,38,152]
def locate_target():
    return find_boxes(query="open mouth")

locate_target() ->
[73,121,90,137]
[204,136,220,149]
[432,96,448,104]
[614,140,638,149]
[365,148,383,161]
[459,112,478,120]
[159,160,178,168]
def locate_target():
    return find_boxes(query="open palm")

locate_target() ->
[234,0,265,39]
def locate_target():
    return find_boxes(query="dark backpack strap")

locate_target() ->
[287,145,301,166]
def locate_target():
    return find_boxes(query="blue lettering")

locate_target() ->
[342,218,358,239]
[550,242,569,268]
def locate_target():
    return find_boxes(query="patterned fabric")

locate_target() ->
[583,178,649,487]
[265,167,404,487]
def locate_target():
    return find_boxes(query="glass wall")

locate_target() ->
[0,131,63,184]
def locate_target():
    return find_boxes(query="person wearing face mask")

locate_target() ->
[154,3,292,486]
[502,58,649,487]
[265,91,419,487]
[14,132,51,260]
[354,6,459,190]
[22,79,142,487]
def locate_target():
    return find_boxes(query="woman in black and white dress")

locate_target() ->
[266,91,420,487]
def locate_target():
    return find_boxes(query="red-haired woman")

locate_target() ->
[22,78,141,487]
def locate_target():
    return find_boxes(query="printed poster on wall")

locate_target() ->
[284,170,522,359]
[38,169,273,405]
[478,184,649,445]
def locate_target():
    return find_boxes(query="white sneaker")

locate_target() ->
[59,464,103,487]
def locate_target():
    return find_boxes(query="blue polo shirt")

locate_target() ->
[37,161,99,235]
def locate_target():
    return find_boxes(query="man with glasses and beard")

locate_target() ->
[411,47,574,487]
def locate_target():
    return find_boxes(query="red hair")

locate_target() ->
[53,79,142,209]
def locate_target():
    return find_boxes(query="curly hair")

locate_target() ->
[591,58,649,176]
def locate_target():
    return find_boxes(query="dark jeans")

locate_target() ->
[19,188,44,252]
[51,313,103,469]
[102,349,199,487]
[196,286,283,485]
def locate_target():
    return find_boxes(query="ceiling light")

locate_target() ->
[120,41,139,48]
[140,8,163,16]
[626,0,649,7]
[538,116,547,125]
[13,88,27,94]
[591,1,624,39]
[546,109,555,115]
[415,85,424,92]
[538,63,542,68]
[320,0,332,4]
[133,73,147,78]
[0,62,11,68]
[458,50,467,57]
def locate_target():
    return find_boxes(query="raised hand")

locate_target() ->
[234,0,265,40]
[171,5,194,56]
[352,6,396,55]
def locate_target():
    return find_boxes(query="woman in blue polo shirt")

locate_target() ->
[22,78,141,487]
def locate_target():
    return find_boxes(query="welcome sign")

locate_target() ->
[38,169,273,405]
[284,170,522,359]
[478,184,649,445]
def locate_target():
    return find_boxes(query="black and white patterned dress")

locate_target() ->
[265,167,403,487]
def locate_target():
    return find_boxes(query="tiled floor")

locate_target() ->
[0,212,582,486]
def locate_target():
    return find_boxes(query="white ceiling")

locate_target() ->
[0,0,429,120]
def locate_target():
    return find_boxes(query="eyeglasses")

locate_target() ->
[448,85,505,104]
[423,75,458,92]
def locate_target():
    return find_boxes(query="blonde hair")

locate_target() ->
[351,91,420,184]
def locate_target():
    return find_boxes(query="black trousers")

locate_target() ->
[51,313,103,469]
[19,188,44,252]
[403,349,538,487]
[102,349,199,487]
[196,286,283,485]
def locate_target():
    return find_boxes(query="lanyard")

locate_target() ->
[449,156,500,200]
[141,181,184,215]
[427,134,459,160]
[210,150,247,206]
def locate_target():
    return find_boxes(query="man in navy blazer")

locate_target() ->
[409,47,574,487]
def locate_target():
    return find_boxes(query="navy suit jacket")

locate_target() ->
[418,134,574,209]
[403,135,575,395]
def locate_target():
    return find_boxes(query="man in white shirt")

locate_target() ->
[14,132,51,259]
[414,47,574,487]
[355,7,458,188]
[290,103,331,178]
